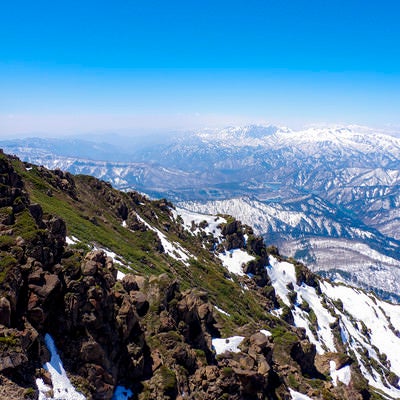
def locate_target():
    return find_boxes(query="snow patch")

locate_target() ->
[330,360,351,386]
[95,247,125,266]
[66,236,80,245]
[289,388,313,400]
[172,207,226,241]
[117,270,126,280]
[36,334,85,400]
[212,336,245,355]
[217,249,255,276]
[136,213,194,265]
[321,281,400,398]
[215,306,230,317]
[268,256,336,354]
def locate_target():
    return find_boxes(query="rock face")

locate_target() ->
[0,155,150,398]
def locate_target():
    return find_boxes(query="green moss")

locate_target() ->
[0,335,18,346]
[0,206,13,222]
[159,366,177,392]
[23,388,36,399]
[222,366,233,377]
[300,299,310,312]
[271,326,298,346]
[0,254,18,283]
[14,210,40,242]
[287,373,300,390]
[0,235,15,249]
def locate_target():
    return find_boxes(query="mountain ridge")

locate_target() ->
[1,151,400,399]
[1,124,399,300]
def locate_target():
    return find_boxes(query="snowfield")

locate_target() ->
[268,255,400,399]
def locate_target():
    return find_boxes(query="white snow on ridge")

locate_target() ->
[322,282,400,375]
[172,207,226,241]
[180,197,305,236]
[66,236,80,245]
[99,248,125,266]
[268,256,400,397]
[217,248,255,276]
[135,213,194,265]
[268,257,336,354]
[117,270,126,280]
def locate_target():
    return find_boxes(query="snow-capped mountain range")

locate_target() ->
[2,124,400,300]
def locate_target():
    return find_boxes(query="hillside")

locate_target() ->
[180,197,400,303]
[2,124,400,301]
[1,150,400,399]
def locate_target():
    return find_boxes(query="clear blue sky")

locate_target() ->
[1,0,400,136]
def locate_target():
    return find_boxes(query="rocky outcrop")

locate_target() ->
[0,156,150,398]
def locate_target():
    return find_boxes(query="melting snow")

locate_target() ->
[172,207,226,241]
[330,361,351,386]
[102,249,123,264]
[215,306,230,317]
[117,270,126,280]
[218,249,255,276]
[66,236,80,245]
[260,329,272,337]
[212,336,245,355]
[268,257,336,354]
[289,388,313,400]
[321,281,400,398]
[135,213,193,265]
[36,334,85,400]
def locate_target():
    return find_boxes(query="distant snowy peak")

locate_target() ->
[196,124,288,146]
[195,124,400,154]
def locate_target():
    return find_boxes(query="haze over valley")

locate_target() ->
[3,123,400,301]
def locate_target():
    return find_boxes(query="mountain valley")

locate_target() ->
[2,125,400,301]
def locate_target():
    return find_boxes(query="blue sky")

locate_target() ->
[1,0,400,136]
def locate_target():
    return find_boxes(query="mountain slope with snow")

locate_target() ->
[2,124,400,300]
[179,197,400,302]
[1,152,400,399]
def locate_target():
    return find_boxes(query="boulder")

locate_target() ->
[0,297,11,327]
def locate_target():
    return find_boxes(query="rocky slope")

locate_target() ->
[2,125,400,301]
[180,197,400,302]
[0,150,400,400]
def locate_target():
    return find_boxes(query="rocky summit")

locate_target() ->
[0,149,400,400]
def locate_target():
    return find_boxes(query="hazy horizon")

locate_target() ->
[1,1,400,137]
